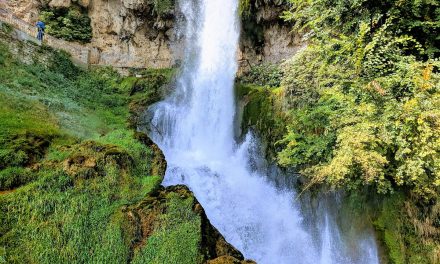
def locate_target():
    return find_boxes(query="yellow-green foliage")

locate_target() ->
[279,1,440,199]
[239,0,251,17]
[278,1,440,261]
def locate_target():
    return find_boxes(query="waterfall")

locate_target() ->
[148,0,380,263]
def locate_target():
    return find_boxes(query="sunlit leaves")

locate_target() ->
[278,0,440,199]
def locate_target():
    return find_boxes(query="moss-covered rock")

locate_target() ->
[134,132,167,178]
[342,191,440,264]
[126,185,251,264]
[127,68,175,129]
[236,82,287,161]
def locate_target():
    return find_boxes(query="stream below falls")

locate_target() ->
[146,0,381,263]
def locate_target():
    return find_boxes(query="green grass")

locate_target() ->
[0,50,126,139]
[0,167,162,263]
[0,35,180,263]
[131,192,204,264]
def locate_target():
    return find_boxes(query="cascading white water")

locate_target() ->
[148,0,381,263]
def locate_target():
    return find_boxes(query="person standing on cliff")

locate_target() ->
[36,20,45,42]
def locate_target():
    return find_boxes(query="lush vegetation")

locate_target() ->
[0,26,211,263]
[272,0,440,262]
[279,0,440,198]
[130,189,203,264]
[236,64,287,161]
[40,5,92,43]
[238,63,283,88]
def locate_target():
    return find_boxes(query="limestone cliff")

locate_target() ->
[2,0,180,69]
[2,0,302,71]
[86,0,181,69]
[238,0,305,73]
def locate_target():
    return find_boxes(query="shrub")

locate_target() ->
[279,0,440,199]
[239,63,283,88]
[150,0,174,17]
[40,5,92,43]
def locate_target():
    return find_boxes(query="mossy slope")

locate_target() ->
[0,25,248,264]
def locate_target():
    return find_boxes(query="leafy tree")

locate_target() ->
[278,0,440,200]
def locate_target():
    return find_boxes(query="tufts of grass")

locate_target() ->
[132,192,204,264]
[0,167,161,263]
[0,34,176,263]
[0,167,35,191]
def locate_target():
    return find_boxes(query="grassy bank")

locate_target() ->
[0,23,249,263]
[0,24,179,263]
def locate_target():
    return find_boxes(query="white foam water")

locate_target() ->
[147,0,381,263]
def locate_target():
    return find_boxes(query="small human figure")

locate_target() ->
[36,20,45,41]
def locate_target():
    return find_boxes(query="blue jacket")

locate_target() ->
[36,21,45,30]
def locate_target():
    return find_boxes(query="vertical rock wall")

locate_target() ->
[2,0,303,71]
[238,0,306,73]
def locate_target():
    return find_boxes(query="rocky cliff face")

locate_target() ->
[1,0,40,22]
[2,0,181,69]
[238,0,305,73]
[2,0,302,71]
[86,0,181,69]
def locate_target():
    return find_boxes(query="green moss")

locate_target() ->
[0,91,61,170]
[343,192,437,264]
[128,68,175,128]
[0,93,60,139]
[120,76,138,94]
[373,195,407,264]
[0,166,160,263]
[132,192,203,264]
[0,167,35,191]
[0,23,13,35]
[237,83,286,160]
[0,135,163,262]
